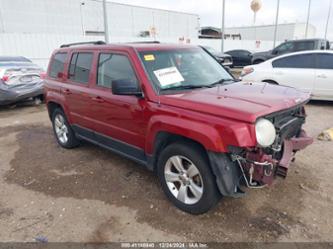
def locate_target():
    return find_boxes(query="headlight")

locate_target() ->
[255,118,276,147]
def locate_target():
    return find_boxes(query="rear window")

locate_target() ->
[316,53,333,69]
[68,52,93,84]
[49,53,67,78]
[272,54,315,69]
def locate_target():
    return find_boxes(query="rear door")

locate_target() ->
[271,53,316,93]
[89,51,146,149]
[313,53,333,100]
[63,51,95,130]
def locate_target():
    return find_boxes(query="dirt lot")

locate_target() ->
[0,101,332,243]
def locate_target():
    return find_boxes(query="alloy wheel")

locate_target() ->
[54,114,69,144]
[164,155,204,205]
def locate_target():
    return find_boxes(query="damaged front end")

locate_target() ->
[231,104,313,188]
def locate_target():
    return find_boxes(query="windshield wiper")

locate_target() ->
[207,78,238,88]
[160,84,210,91]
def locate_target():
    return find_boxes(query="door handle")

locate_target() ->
[317,74,327,79]
[62,89,72,95]
[91,96,105,103]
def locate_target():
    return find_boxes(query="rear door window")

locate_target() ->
[272,54,315,69]
[316,53,333,69]
[68,52,93,84]
[49,53,67,78]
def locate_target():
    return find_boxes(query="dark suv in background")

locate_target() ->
[252,38,330,64]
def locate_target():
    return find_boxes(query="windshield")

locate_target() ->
[204,46,216,53]
[139,47,233,93]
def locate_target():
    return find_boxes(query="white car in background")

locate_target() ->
[241,50,333,101]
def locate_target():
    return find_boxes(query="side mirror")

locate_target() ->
[272,49,278,55]
[111,79,143,97]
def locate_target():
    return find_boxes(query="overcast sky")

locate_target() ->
[111,0,333,39]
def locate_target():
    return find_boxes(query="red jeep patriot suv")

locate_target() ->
[45,41,313,214]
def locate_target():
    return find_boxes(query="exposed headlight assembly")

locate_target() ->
[255,118,276,147]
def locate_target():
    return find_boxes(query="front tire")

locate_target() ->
[52,108,79,148]
[157,142,221,214]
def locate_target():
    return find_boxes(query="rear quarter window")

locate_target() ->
[49,53,67,78]
[316,53,333,69]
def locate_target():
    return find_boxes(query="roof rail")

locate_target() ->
[60,40,106,48]
[128,41,160,44]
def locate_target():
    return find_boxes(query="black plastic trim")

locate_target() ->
[72,124,154,170]
[208,151,244,197]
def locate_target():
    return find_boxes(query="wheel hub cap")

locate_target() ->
[54,114,69,144]
[164,155,204,205]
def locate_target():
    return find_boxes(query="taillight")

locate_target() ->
[1,75,9,82]
[241,67,254,77]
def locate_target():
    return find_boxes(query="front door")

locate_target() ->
[89,52,147,150]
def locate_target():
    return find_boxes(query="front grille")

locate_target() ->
[276,117,304,140]
[262,104,306,157]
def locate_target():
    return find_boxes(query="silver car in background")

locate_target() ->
[0,73,44,106]
[0,56,44,82]
[0,56,45,106]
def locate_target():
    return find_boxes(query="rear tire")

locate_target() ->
[51,108,79,149]
[157,142,221,214]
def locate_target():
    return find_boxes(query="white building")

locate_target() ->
[0,0,200,68]
[225,23,317,41]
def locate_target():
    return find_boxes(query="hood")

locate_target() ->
[159,82,310,123]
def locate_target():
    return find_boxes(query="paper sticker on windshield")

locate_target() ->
[144,54,155,61]
[153,67,184,86]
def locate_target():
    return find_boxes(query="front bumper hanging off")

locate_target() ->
[233,129,313,188]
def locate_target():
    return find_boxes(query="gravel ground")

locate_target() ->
[0,100,332,243]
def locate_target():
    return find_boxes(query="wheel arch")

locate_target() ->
[149,131,209,171]
[252,58,265,64]
[150,131,243,198]
[47,101,63,120]
[262,79,279,85]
